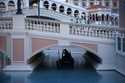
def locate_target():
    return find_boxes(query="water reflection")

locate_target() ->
[29,70,102,83]
[0,71,11,83]
[2,70,125,83]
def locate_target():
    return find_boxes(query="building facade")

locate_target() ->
[66,0,119,13]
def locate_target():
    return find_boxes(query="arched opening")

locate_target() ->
[92,14,95,22]
[74,10,79,17]
[51,3,57,11]
[81,12,86,19]
[82,1,86,7]
[114,17,118,26]
[43,0,49,9]
[106,14,109,22]
[67,8,72,15]
[8,0,15,10]
[29,0,38,8]
[28,45,102,71]
[101,14,104,22]
[59,5,64,13]
[0,2,6,12]
[95,14,99,21]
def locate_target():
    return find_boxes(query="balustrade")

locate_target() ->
[0,16,118,40]
[69,24,116,39]
[25,18,60,33]
[0,17,13,31]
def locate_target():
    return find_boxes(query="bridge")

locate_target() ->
[0,0,124,71]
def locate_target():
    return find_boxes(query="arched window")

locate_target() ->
[0,2,6,8]
[92,14,95,21]
[59,5,64,13]
[8,1,15,6]
[29,0,38,7]
[82,2,86,7]
[95,14,98,21]
[106,14,109,21]
[101,14,104,21]
[51,3,57,11]
[67,8,72,15]
[8,1,15,10]
[74,10,79,17]
[43,1,49,9]
[81,12,86,19]
[0,2,6,12]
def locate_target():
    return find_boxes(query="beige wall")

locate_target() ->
[0,36,6,52]
[72,42,97,53]
[13,39,24,63]
[32,38,58,54]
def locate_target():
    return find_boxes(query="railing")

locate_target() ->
[0,17,13,31]
[69,24,117,39]
[25,17,118,40]
[25,18,60,33]
[116,29,125,56]
[0,16,119,40]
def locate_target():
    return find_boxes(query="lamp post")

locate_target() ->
[38,0,40,17]
[16,0,22,14]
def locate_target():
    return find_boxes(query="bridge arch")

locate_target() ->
[28,43,101,70]
[31,40,98,60]
[32,44,58,58]
[30,43,99,61]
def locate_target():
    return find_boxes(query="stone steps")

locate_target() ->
[3,64,33,71]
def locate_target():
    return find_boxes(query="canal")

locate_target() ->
[0,70,125,83]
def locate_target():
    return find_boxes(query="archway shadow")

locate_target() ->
[28,46,102,71]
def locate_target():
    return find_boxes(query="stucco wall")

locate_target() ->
[97,43,116,70]
[13,39,24,63]
[32,38,58,54]
[116,55,125,75]
[0,36,6,52]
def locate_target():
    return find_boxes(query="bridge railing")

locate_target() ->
[25,18,60,33]
[69,24,117,39]
[0,17,13,32]
[25,17,118,40]
[115,29,125,56]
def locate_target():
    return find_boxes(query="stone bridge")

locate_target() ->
[0,15,121,71]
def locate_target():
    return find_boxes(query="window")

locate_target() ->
[117,37,121,51]
[74,10,79,17]
[8,1,15,6]
[0,2,6,12]
[59,5,64,13]
[51,3,57,11]
[73,0,79,6]
[113,2,117,7]
[90,2,94,6]
[67,8,72,15]
[8,1,15,10]
[105,1,109,7]
[43,1,49,9]
[0,2,6,8]
[82,2,86,7]
[66,0,68,3]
